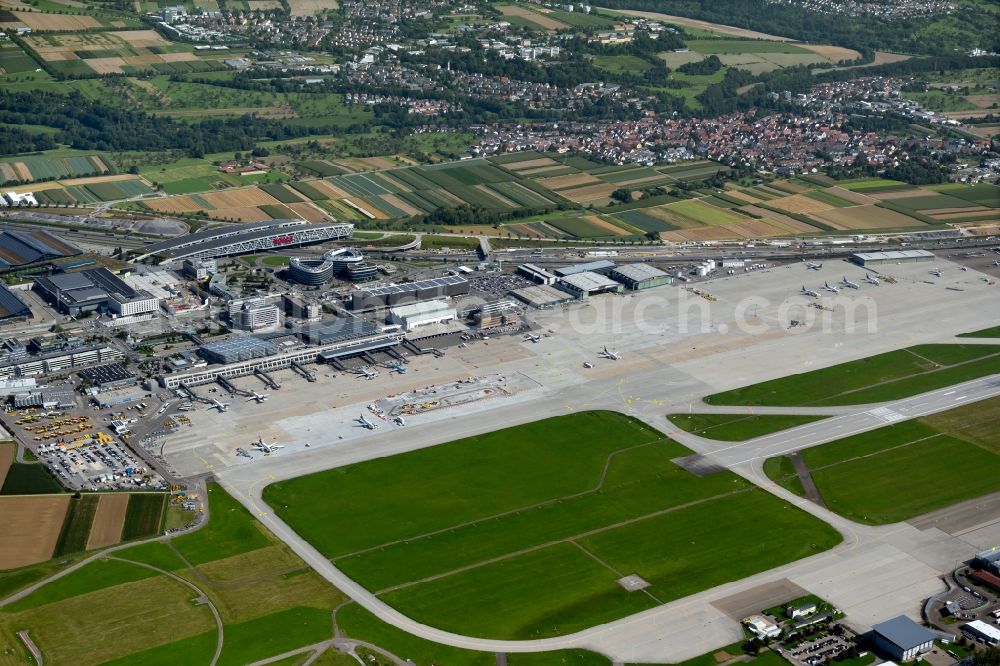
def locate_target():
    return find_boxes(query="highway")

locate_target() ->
[217,367,1000,663]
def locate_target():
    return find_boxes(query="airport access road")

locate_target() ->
[216,369,1000,664]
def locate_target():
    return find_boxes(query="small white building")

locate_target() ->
[743,615,781,640]
[389,300,456,331]
[4,191,38,206]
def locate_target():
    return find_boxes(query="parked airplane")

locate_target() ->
[389,364,407,375]
[394,416,406,426]
[247,392,269,403]
[599,346,621,360]
[805,262,823,270]
[210,398,229,413]
[930,268,942,277]
[864,274,881,286]
[252,435,285,453]
[523,334,541,343]
[824,281,840,293]
[356,414,379,430]
[841,276,860,290]
[800,285,819,298]
[353,367,377,380]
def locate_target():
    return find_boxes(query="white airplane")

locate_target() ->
[801,285,819,298]
[993,260,999,267]
[841,276,860,290]
[523,334,541,343]
[824,281,840,293]
[210,398,229,413]
[930,268,942,277]
[246,392,269,403]
[251,435,284,453]
[356,414,378,430]
[393,415,406,426]
[599,346,621,360]
[864,274,880,286]
[805,262,823,270]
[354,367,377,380]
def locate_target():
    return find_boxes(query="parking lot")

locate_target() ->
[783,635,852,666]
[2,384,170,490]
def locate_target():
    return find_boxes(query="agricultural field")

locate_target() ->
[143,157,560,222]
[0,483,349,666]
[666,414,827,441]
[806,204,931,231]
[658,37,843,82]
[7,174,157,206]
[764,396,1000,524]
[497,4,569,31]
[21,30,218,76]
[835,178,913,193]
[1,9,142,31]
[264,411,840,639]
[0,154,113,186]
[0,40,37,76]
[705,343,1000,407]
[0,473,166,568]
[137,155,291,195]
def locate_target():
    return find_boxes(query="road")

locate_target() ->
[216,366,1000,663]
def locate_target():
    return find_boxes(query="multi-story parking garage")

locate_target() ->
[136,220,354,264]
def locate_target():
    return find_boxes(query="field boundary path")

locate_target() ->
[216,370,1000,663]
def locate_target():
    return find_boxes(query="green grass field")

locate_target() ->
[170,484,271,564]
[667,414,826,441]
[0,445,64,495]
[53,494,100,557]
[836,178,911,192]
[591,55,653,75]
[265,412,840,639]
[764,396,1000,524]
[705,344,1000,406]
[685,39,808,54]
[121,493,167,541]
[958,325,1000,338]
[419,234,482,250]
[662,199,744,225]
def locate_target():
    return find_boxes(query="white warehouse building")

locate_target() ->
[389,300,457,332]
